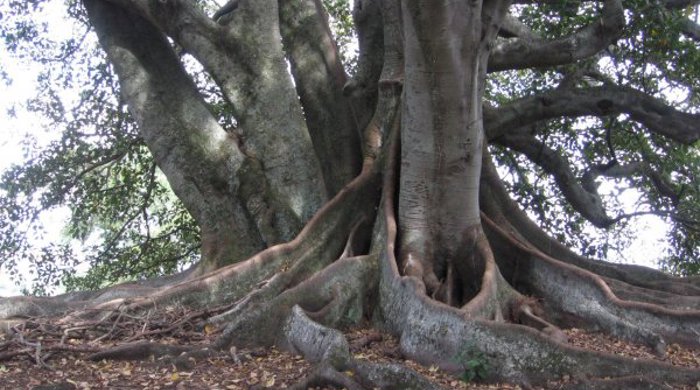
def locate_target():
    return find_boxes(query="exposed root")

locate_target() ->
[0,269,201,322]
[511,297,569,343]
[603,277,700,311]
[484,213,700,350]
[2,119,698,390]
[380,249,700,386]
[0,301,231,368]
[87,341,193,361]
[340,216,373,258]
[206,218,374,329]
[459,228,520,321]
[481,154,700,349]
[561,375,674,390]
[213,254,378,348]
[282,305,445,390]
[289,362,365,390]
[480,154,700,297]
[0,166,380,327]
[376,148,700,387]
[87,342,229,372]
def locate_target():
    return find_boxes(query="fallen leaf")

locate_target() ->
[263,377,275,387]
[204,323,216,335]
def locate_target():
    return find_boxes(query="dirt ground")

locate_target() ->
[0,329,700,390]
[1,320,698,390]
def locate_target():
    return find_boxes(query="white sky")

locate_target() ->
[0,0,672,297]
[0,1,79,296]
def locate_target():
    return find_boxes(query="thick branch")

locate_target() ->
[493,130,614,228]
[344,0,385,155]
[489,0,624,71]
[582,162,682,206]
[102,0,327,233]
[278,0,362,196]
[499,14,540,39]
[485,85,700,144]
[84,0,265,265]
[680,17,700,41]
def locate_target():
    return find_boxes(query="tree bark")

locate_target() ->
[85,0,266,270]
[397,0,504,304]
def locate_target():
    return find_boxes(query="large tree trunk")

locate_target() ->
[398,0,492,304]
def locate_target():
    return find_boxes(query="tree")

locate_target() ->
[1,0,700,387]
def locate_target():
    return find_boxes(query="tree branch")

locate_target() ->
[680,18,700,41]
[484,84,700,144]
[100,0,327,225]
[581,162,683,206]
[499,13,540,39]
[492,130,615,227]
[70,140,140,188]
[84,0,266,263]
[489,0,624,72]
[278,0,362,196]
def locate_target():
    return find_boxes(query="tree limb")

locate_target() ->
[499,13,540,39]
[278,0,362,196]
[212,0,240,21]
[100,0,327,227]
[489,0,624,72]
[484,84,700,144]
[84,0,266,265]
[680,17,700,41]
[492,129,615,228]
[581,162,682,206]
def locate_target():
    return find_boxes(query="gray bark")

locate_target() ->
[489,0,624,72]
[485,85,700,144]
[279,0,363,196]
[85,0,265,268]
[100,0,327,242]
[397,0,507,298]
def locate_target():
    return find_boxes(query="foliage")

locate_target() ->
[487,0,700,271]
[453,343,491,383]
[0,0,201,293]
[322,0,357,73]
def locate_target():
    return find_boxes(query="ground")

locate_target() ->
[1,305,698,390]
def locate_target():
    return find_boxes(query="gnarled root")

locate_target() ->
[376,152,700,387]
[0,166,380,326]
[379,251,700,387]
[483,213,700,351]
[283,305,444,390]
[213,253,379,349]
